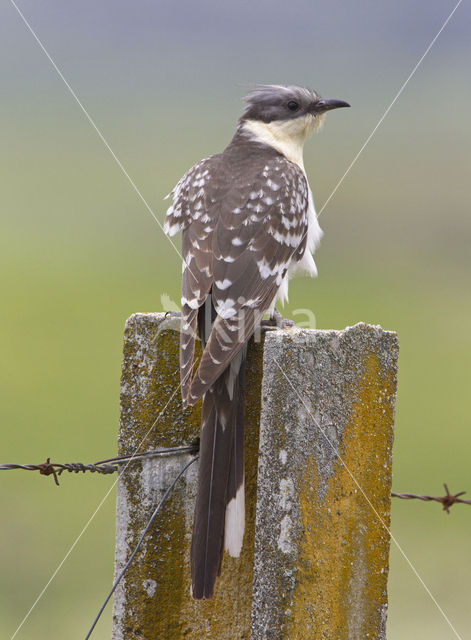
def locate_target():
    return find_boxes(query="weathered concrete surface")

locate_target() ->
[112,316,398,640]
[251,323,398,640]
[112,312,265,640]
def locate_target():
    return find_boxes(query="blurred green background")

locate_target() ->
[1,1,470,638]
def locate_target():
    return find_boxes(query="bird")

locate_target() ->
[164,84,350,599]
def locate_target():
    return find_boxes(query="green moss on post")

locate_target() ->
[112,313,264,640]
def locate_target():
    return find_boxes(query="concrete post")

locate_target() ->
[112,312,265,639]
[251,325,398,640]
[112,314,398,640]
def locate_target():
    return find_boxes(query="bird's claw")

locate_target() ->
[261,308,294,330]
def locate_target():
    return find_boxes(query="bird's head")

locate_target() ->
[239,85,350,156]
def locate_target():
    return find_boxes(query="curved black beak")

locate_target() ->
[314,98,351,113]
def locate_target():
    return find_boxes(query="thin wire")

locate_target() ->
[9,369,183,640]
[9,0,199,283]
[0,445,199,486]
[11,0,464,295]
[95,444,199,466]
[9,0,464,321]
[272,356,463,640]
[84,455,198,640]
[0,444,198,473]
[316,0,463,218]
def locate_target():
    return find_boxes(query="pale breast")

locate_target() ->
[275,186,322,307]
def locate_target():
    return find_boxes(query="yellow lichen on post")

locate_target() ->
[289,353,395,638]
[251,324,398,640]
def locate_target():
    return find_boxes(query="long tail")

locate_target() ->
[190,351,246,600]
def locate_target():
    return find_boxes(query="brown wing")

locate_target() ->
[165,152,309,405]
[164,156,216,237]
[187,156,309,404]
[164,155,225,402]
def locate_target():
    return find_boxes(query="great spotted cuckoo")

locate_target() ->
[164,85,349,599]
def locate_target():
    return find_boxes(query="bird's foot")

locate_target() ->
[261,308,294,331]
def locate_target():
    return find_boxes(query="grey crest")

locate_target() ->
[240,84,321,124]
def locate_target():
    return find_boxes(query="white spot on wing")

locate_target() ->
[244,298,261,308]
[215,298,237,319]
[181,296,200,310]
[257,258,289,279]
[164,221,181,237]
[215,278,232,290]
[259,264,271,279]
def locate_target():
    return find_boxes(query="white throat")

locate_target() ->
[241,114,324,171]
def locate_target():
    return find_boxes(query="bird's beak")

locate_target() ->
[314,98,350,113]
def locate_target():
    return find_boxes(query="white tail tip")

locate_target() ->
[224,482,245,557]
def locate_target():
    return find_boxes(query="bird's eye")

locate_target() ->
[287,100,300,111]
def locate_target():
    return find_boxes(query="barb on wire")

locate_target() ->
[0,443,199,486]
[84,454,198,640]
[392,483,471,513]
[2,453,469,516]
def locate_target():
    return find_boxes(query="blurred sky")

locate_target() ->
[1,1,470,639]
[2,0,470,264]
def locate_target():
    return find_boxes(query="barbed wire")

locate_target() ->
[0,444,199,486]
[2,454,470,514]
[392,483,471,513]
[2,452,469,637]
